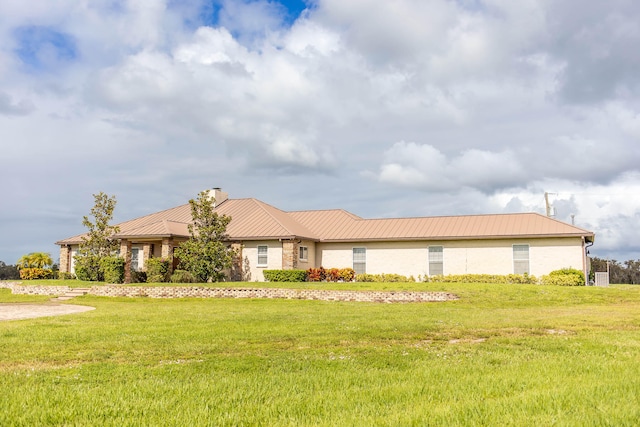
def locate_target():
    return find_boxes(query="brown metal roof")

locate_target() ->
[289,212,594,242]
[57,198,595,245]
[214,198,318,240]
[114,220,191,239]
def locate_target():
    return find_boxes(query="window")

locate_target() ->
[353,248,366,275]
[513,244,530,274]
[131,248,141,271]
[428,246,443,276]
[299,246,308,262]
[257,245,268,267]
[70,248,78,274]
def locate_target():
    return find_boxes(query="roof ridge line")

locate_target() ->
[251,199,297,235]
[252,198,317,238]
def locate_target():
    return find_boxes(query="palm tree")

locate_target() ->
[16,252,53,269]
[16,254,32,269]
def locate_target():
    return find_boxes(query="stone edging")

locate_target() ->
[1,282,458,303]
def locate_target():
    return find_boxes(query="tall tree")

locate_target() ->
[174,190,233,282]
[74,192,120,281]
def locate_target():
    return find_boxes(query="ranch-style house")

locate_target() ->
[57,188,595,283]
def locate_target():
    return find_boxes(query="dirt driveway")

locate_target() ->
[0,303,95,321]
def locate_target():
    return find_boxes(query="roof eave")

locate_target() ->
[320,233,594,243]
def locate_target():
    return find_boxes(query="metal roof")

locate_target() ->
[290,211,594,242]
[57,198,595,245]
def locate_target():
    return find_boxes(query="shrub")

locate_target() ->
[171,270,197,283]
[541,268,585,286]
[306,267,327,282]
[146,258,171,283]
[426,274,538,284]
[19,268,54,280]
[99,256,125,284]
[74,255,102,281]
[339,268,356,282]
[131,271,147,284]
[58,272,76,280]
[326,268,341,282]
[355,273,414,282]
[263,269,307,282]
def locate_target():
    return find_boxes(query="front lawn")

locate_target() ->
[1,283,639,426]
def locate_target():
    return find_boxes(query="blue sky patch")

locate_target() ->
[279,0,310,23]
[196,0,310,29]
[13,25,78,72]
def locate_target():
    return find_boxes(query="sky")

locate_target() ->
[1,0,640,265]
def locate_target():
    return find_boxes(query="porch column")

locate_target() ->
[59,245,70,274]
[142,243,152,272]
[120,240,132,284]
[281,239,299,270]
[161,238,175,274]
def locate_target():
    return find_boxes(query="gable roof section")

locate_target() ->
[214,198,318,241]
[57,197,594,245]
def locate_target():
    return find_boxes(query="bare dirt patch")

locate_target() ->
[0,303,95,321]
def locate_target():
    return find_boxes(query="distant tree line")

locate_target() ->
[0,261,20,280]
[591,257,640,284]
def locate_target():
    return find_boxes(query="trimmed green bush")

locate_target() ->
[146,258,171,283]
[356,273,414,283]
[99,257,125,284]
[74,255,102,281]
[426,273,538,284]
[171,270,197,283]
[263,269,307,282]
[541,268,585,286]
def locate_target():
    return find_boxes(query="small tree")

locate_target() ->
[174,190,233,282]
[74,192,120,281]
[16,252,54,280]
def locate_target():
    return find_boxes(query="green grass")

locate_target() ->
[0,288,52,303]
[1,283,639,426]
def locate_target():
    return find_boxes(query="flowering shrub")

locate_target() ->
[327,268,341,282]
[306,267,326,282]
[339,268,356,282]
[19,268,54,280]
[306,267,356,282]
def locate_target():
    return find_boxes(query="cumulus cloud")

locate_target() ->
[378,142,524,192]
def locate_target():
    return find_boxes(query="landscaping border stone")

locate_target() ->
[1,282,458,303]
